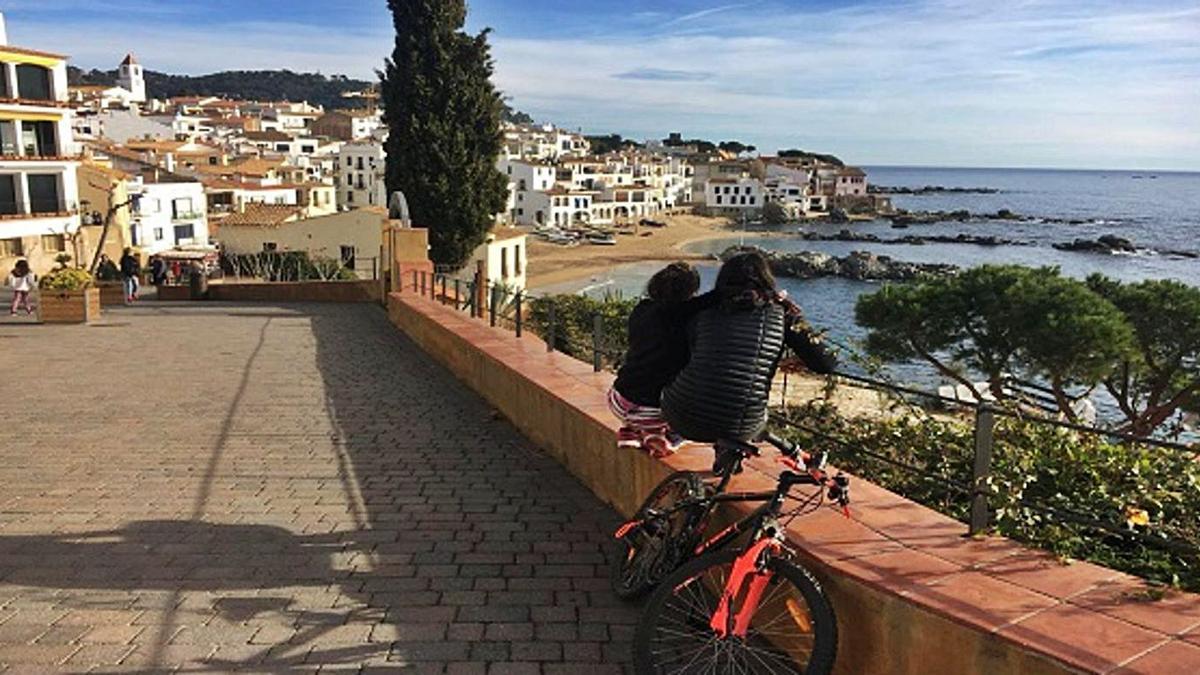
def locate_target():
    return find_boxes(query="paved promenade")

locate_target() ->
[0,303,638,673]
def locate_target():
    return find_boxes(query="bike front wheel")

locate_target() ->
[633,548,838,675]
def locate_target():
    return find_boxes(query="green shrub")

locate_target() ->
[528,293,638,369]
[38,268,93,291]
[773,400,1200,589]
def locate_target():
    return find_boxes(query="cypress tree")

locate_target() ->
[381,0,509,267]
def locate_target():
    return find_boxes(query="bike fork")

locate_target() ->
[709,538,779,638]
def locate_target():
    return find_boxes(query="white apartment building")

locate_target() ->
[522,188,596,227]
[337,140,387,209]
[0,17,83,276]
[126,170,210,255]
[706,177,763,215]
[499,158,555,192]
[560,159,633,192]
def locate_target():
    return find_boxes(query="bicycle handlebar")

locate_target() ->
[762,432,828,470]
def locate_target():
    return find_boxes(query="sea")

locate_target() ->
[540,166,1200,395]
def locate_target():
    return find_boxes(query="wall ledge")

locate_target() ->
[388,291,1200,675]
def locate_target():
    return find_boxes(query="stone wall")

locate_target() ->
[386,290,1200,675]
[156,280,382,303]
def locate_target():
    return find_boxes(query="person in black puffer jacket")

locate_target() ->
[661,251,837,443]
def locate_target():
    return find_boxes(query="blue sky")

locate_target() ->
[5,0,1199,170]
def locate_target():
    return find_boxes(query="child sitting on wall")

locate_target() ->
[608,262,716,457]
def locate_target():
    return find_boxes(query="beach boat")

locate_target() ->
[586,232,617,246]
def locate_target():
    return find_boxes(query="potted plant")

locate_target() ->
[38,256,100,324]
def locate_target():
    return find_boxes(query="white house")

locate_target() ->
[706,177,763,215]
[0,17,84,276]
[337,140,387,209]
[126,169,210,255]
[464,228,527,291]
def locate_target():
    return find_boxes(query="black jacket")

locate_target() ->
[662,300,837,442]
[613,292,719,407]
[119,254,140,279]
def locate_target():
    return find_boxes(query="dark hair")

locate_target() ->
[715,252,776,307]
[12,259,30,277]
[646,262,700,302]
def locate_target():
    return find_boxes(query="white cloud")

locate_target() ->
[5,0,1197,169]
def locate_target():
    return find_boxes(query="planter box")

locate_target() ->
[39,287,101,324]
[97,282,126,306]
[156,285,193,301]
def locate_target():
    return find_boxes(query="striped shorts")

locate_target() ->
[607,387,670,435]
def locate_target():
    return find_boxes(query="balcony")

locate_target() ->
[0,195,79,221]
[171,211,204,222]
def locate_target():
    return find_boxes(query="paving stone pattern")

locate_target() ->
[0,303,638,673]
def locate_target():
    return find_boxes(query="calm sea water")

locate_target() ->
[540,167,1200,388]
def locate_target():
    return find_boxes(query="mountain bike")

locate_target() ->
[612,433,850,674]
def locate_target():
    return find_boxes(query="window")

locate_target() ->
[749,196,756,205]
[715,195,723,205]
[514,244,522,275]
[41,234,64,252]
[173,224,194,243]
[340,245,356,269]
[263,242,278,252]
[15,65,53,101]
[0,67,7,98]
[27,174,61,214]
[0,121,17,156]
[501,246,509,278]
[0,175,16,215]
[153,227,164,241]
[1,238,24,257]
[275,143,289,152]
[346,191,354,203]
[172,198,194,219]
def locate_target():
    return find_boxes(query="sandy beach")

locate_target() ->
[526,214,760,289]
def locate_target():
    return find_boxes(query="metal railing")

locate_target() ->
[413,271,624,372]
[404,280,1200,572]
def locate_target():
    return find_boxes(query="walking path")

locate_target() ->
[0,303,637,673]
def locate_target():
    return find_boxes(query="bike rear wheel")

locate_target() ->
[612,471,709,600]
[633,548,837,674]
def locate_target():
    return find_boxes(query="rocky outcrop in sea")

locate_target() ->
[870,185,1000,195]
[887,209,1105,228]
[796,228,1025,247]
[1052,235,1199,259]
[719,246,959,281]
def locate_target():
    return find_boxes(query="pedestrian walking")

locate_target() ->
[6,259,36,316]
[119,248,141,302]
[150,256,167,286]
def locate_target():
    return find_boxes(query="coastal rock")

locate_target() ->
[796,229,1021,247]
[870,185,1000,195]
[1053,235,1137,254]
[719,246,957,281]
[1050,235,1198,259]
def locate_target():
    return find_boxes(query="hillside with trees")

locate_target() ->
[67,66,532,122]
